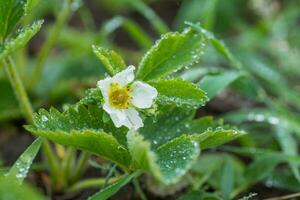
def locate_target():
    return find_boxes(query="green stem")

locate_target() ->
[2,57,33,124]
[42,140,63,190]
[67,176,121,193]
[31,0,73,88]
[133,178,148,200]
[101,164,116,189]
[62,147,75,184]
[71,151,90,182]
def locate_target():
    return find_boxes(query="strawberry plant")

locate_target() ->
[1,0,300,200]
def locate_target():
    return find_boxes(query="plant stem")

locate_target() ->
[42,140,63,190]
[62,147,75,184]
[101,164,116,189]
[2,39,63,193]
[71,151,90,182]
[31,0,73,88]
[67,176,121,193]
[2,57,34,124]
[133,178,148,200]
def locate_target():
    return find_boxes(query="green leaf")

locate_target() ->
[136,27,206,81]
[186,22,242,70]
[25,105,131,169]
[129,132,200,184]
[275,126,300,182]
[140,107,194,149]
[221,160,234,199]
[127,131,161,178]
[150,79,208,108]
[140,106,222,149]
[191,129,246,150]
[224,109,300,136]
[175,0,219,30]
[233,156,280,194]
[7,137,42,182]
[0,20,43,61]
[24,0,39,14]
[92,45,126,75]
[0,0,25,39]
[88,172,139,200]
[199,71,242,99]
[0,177,44,200]
[155,135,200,184]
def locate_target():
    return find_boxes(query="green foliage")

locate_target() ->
[0,80,20,121]
[127,131,161,178]
[191,129,245,150]
[92,45,126,75]
[0,0,25,39]
[88,172,139,200]
[0,177,44,200]
[199,71,242,98]
[128,132,200,184]
[0,20,43,61]
[25,106,131,168]
[26,97,243,185]
[3,0,293,198]
[136,27,207,81]
[24,0,39,14]
[7,137,42,182]
[155,135,200,184]
[149,79,208,108]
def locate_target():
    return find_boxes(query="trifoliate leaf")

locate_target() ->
[136,27,206,81]
[149,79,208,108]
[92,45,126,75]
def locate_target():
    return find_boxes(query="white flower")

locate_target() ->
[97,65,157,130]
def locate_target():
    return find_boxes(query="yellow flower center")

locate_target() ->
[108,83,132,109]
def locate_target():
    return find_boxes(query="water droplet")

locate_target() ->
[41,115,48,122]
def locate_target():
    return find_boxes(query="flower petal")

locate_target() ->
[103,104,143,130]
[103,103,126,128]
[112,65,135,86]
[131,81,158,109]
[124,108,143,130]
[97,77,113,101]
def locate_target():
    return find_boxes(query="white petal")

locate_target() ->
[97,77,113,101]
[111,65,135,86]
[103,103,126,128]
[131,81,158,109]
[124,108,143,130]
[103,104,143,130]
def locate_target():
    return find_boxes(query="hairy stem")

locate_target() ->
[2,57,34,124]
